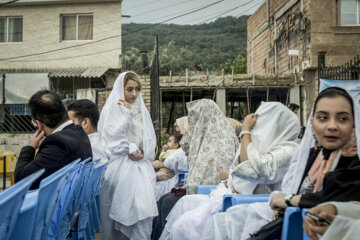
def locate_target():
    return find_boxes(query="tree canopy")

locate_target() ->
[122,15,249,73]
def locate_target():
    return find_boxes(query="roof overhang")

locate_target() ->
[1,0,122,6]
[0,67,111,78]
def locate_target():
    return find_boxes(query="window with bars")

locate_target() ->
[61,14,93,41]
[0,16,23,43]
[341,0,360,25]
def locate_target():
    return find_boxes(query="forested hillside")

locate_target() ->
[122,15,249,71]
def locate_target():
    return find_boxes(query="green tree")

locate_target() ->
[149,40,193,75]
[121,47,142,73]
[223,55,246,74]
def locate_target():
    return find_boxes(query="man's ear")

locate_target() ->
[82,118,91,130]
[175,142,180,148]
[36,120,44,132]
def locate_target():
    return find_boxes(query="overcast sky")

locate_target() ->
[122,0,265,25]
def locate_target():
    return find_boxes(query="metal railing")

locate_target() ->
[0,104,36,133]
[319,53,360,80]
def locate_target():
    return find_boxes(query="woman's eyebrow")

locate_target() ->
[315,110,329,114]
[336,112,351,115]
[315,110,351,115]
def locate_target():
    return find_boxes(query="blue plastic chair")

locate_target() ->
[302,208,311,240]
[222,194,270,212]
[10,159,80,240]
[55,159,94,240]
[71,160,107,239]
[46,159,88,240]
[281,207,303,240]
[0,169,44,240]
[34,159,80,240]
[196,185,217,195]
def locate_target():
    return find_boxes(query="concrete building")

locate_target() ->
[247,0,360,122]
[0,0,122,154]
[0,0,122,98]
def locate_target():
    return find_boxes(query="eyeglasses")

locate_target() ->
[31,118,37,127]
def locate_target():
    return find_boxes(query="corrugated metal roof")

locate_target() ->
[0,67,109,78]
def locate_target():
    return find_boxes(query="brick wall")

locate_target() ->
[247,0,312,75]
[97,75,151,113]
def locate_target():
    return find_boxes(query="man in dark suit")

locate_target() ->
[15,90,92,189]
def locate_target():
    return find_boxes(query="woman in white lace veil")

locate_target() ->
[98,72,157,240]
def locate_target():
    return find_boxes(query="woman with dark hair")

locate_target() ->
[202,86,360,240]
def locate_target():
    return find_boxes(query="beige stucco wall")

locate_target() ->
[0,1,122,69]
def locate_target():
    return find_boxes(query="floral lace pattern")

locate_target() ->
[180,99,239,194]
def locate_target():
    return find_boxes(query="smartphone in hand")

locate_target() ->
[305,211,330,226]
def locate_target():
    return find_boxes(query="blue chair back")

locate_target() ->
[55,158,93,240]
[9,188,38,240]
[77,161,107,237]
[222,194,270,212]
[46,160,84,240]
[281,207,303,240]
[196,185,217,195]
[0,169,44,240]
[32,159,80,240]
[302,208,311,240]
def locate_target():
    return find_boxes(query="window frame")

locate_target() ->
[0,16,23,43]
[340,0,360,26]
[60,13,93,42]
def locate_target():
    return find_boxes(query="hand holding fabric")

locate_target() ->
[118,99,131,109]
[242,113,258,131]
[128,150,144,161]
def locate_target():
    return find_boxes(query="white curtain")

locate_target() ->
[62,15,76,40]
[78,15,93,40]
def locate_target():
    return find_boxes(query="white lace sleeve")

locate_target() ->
[231,141,299,184]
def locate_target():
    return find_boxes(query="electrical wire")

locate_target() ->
[0,0,224,61]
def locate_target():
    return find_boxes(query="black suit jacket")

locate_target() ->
[15,123,92,189]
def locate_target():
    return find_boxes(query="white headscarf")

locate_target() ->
[251,101,300,154]
[230,101,300,194]
[98,71,156,161]
[176,116,188,134]
[281,79,360,194]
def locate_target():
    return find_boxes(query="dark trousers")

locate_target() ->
[151,193,184,240]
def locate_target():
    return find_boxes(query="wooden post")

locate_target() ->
[222,68,225,85]
[160,89,163,135]
[185,68,189,86]
[232,68,234,80]
[170,70,172,84]
[190,88,193,102]
[246,88,250,113]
